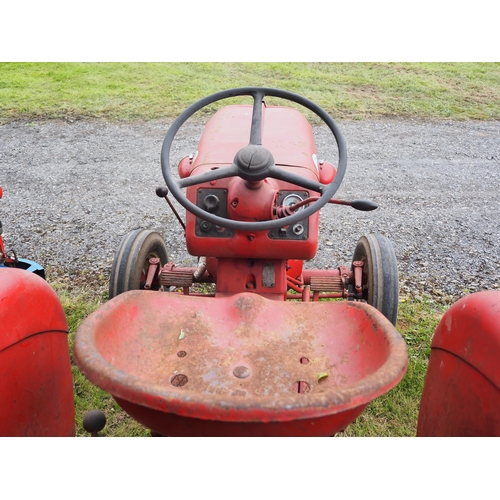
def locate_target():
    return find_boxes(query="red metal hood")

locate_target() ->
[193,104,320,176]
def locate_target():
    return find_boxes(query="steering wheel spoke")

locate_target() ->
[177,164,240,189]
[267,166,326,194]
[249,89,266,146]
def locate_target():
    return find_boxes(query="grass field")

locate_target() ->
[3,62,497,437]
[1,62,500,123]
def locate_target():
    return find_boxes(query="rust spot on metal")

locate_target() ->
[231,390,247,396]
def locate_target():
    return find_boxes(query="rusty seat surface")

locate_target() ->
[74,291,407,436]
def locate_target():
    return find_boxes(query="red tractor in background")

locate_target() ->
[2,88,500,436]
[1,186,73,436]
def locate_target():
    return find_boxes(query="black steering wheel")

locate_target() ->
[161,87,347,231]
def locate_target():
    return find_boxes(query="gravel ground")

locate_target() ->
[1,117,499,301]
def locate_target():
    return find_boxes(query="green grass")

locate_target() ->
[52,271,446,437]
[1,62,499,123]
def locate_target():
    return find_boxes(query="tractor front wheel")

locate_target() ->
[352,233,399,326]
[109,229,169,299]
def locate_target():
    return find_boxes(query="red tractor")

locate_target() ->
[74,88,407,436]
[106,88,399,325]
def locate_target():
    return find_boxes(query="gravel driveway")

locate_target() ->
[1,117,499,301]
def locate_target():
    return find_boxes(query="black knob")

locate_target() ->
[203,194,220,213]
[156,186,169,198]
[83,410,107,436]
[351,199,378,211]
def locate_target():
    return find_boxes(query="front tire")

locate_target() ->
[109,229,168,299]
[352,233,399,325]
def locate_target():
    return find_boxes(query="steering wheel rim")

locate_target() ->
[161,87,347,231]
